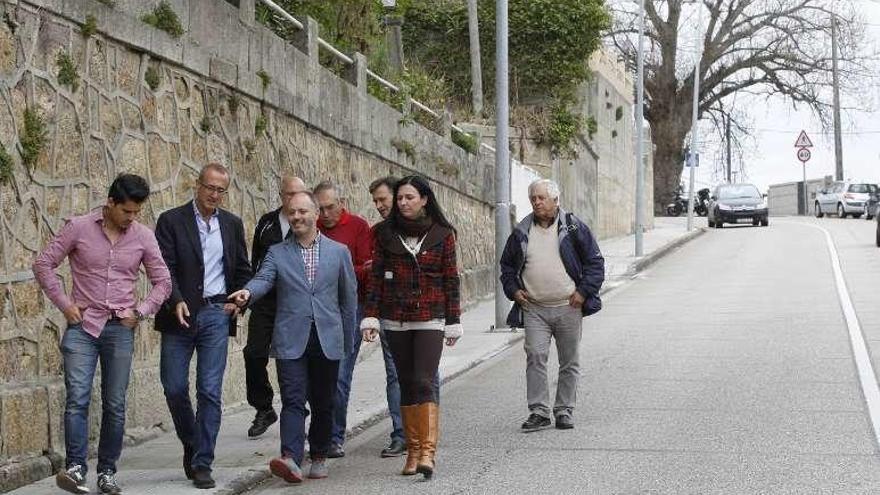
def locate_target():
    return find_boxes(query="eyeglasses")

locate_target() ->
[199,181,228,195]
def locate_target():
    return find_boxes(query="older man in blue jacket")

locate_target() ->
[500,178,605,433]
[229,191,357,483]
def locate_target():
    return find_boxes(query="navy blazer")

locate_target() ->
[244,234,357,360]
[154,201,252,335]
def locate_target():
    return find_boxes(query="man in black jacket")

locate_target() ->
[245,176,307,438]
[154,163,252,489]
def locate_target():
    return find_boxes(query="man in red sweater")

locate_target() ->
[314,180,372,458]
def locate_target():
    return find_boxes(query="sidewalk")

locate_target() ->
[9,217,704,495]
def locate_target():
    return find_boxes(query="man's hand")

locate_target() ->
[568,290,585,308]
[445,337,459,347]
[362,328,379,342]
[228,289,251,307]
[63,305,83,325]
[513,289,531,306]
[223,303,240,317]
[175,301,191,328]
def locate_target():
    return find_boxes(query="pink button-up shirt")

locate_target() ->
[32,209,172,337]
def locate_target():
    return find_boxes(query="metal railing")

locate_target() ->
[257,0,494,153]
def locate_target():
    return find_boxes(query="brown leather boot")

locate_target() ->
[416,402,438,479]
[400,405,420,475]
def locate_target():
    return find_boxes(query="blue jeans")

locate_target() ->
[61,322,134,473]
[277,328,339,465]
[331,327,361,446]
[160,304,229,470]
[379,329,404,442]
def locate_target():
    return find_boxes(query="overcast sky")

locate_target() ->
[672,1,880,193]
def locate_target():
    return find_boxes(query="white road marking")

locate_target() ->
[800,222,880,449]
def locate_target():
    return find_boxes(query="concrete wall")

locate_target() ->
[584,49,655,239]
[768,177,830,216]
[0,0,496,489]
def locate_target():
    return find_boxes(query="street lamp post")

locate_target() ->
[686,2,704,232]
[494,0,511,329]
[634,0,646,256]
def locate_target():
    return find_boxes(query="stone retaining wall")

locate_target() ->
[0,0,494,490]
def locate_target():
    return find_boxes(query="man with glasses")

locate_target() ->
[312,180,372,458]
[33,174,171,494]
[154,163,252,489]
[244,175,307,438]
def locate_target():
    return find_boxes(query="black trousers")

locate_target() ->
[244,309,274,412]
[386,330,444,406]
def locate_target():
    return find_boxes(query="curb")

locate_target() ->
[626,227,707,276]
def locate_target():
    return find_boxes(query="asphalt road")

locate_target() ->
[246,216,880,495]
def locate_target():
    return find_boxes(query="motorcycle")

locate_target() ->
[666,187,710,217]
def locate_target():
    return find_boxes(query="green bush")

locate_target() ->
[20,109,48,170]
[452,128,479,154]
[81,15,98,38]
[145,66,161,91]
[586,116,598,139]
[390,138,416,162]
[548,105,583,158]
[56,52,79,92]
[199,115,211,133]
[141,1,184,39]
[404,0,610,102]
[0,145,12,185]
[255,114,268,136]
[227,93,241,115]
[257,70,271,93]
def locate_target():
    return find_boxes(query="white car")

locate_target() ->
[815,181,875,218]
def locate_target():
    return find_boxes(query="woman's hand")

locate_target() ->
[362,328,379,342]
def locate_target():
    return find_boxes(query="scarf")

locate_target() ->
[396,214,434,237]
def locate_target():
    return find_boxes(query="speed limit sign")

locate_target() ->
[797,147,811,163]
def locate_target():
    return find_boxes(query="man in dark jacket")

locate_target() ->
[499,178,604,433]
[245,176,307,438]
[154,163,252,489]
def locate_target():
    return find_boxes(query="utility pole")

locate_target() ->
[831,14,844,181]
[494,0,511,329]
[466,0,484,115]
[634,0,646,256]
[686,4,704,232]
[726,112,732,183]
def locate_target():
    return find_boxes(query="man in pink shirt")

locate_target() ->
[32,174,172,495]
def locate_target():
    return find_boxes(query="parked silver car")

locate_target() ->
[815,181,874,218]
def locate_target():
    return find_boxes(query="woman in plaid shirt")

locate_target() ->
[360,175,462,480]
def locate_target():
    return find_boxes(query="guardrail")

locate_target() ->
[257,0,495,153]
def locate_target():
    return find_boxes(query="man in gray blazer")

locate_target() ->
[229,191,357,483]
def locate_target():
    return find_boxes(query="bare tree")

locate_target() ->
[610,0,870,212]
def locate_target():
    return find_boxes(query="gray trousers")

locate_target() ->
[523,304,583,418]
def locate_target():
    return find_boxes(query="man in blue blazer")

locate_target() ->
[229,190,357,483]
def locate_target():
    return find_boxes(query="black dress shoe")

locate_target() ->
[183,444,195,480]
[192,468,216,489]
[326,443,345,458]
[555,414,575,430]
[248,409,278,438]
[380,438,406,457]
[521,413,551,432]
